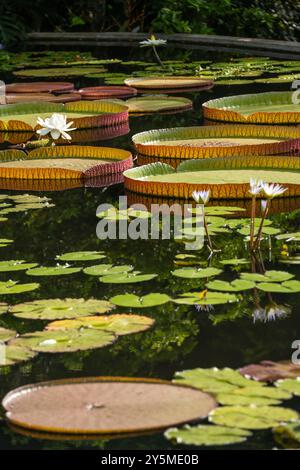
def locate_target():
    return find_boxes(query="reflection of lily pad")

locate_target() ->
[209,405,298,429]
[0,327,16,342]
[173,291,238,305]
[206,279,255,292]
[0,344,37,367]
[47,314,154,336]
[26,266,82,276]
[10,329,116,353]
[56,251,106,262]
[10,298,113,320]
[110,293,171,308]
[165,424,252,446]
[2,377,217,434]
[172,267,222,279]
[0,280,39,295]
[0,260,38,272]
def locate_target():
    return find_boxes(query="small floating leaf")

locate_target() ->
[239,360,300,382]
[56,251,106,262]
[215,393,280,406]
[83,264,133,276]
[0,280,39,295]
[220,258,249,266]
[0,302,8,315]
[0,239,13,247]
[110,293,171,308]
[172,267,222,279]
[257,280,300,293]
[0,260,38,272]
[26,266,82,276]
[100,272,157,284]
[165,424,252,446]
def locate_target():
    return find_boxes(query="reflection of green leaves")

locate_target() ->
[209,406,298,430]
[56,251,106,262]
[0,327,16,342]
[10,298,113,320]
[240,271,294,283]
[100,272,157,284]
[173,291,238,305]
[165,425,251,446]
[26,266,82,276]
[110,293,171,308]
[172,267,222,279]
[0,280,39,295]
[0,260,38,272]
[11,329,116,353]
[83,264,133,276]
[0,344,37,367]
[206,279,255,292]
[47,314,154,336]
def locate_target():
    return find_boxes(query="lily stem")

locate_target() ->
[204,215,213,252]
[253,200,270,251]
[152,46,164,67]
[249,195,256,250]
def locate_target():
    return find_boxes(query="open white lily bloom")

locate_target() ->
[139,35,167,47]
[192,190,210,205]
[249,178,263,196]
[36,113,76,140]
[261,182,287,199]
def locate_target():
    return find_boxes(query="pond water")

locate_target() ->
[0,48,300,450]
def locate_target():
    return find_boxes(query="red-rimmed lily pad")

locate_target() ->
[79,86,137,100]
[125,77,213,91]
[5,82,75,93]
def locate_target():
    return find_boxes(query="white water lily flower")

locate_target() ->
[36,113,76,140]
[249,178,263,196]
[139,35,167,47]
[261,183,287,199]
[192,190,210,205]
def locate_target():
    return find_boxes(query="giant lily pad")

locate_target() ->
[10,298,113,320]
[0,146,133,180]
[132,125,300,162]
[0,344,37,367]
[79,86,137,100]
[239,360,300,382]
[6,82,75,93]
[124,159,300,199]
[0,280,39,295]
[46,314,154,336]
[209,405,298,429]
[165,424,252,446]
[172,267,222,279]
[2,377,217,434]
[0,260,38,272]
[13,67,108,78]
[0,101,128,132]
[110,293,171,308]
[126,96,192,114]
[10,328,116,353]
[56,251,106,262]
[125,77,213,91]
[203,91,300,124]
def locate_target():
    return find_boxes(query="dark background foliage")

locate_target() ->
[0,0,299,48]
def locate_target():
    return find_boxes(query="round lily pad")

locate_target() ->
[56,251,106,262]
[257,280,300,293]
[276,378,300,396]
[10,298,113,320]
[209,405,298,429]
[215,393,280,406]
[0,260,38,272]
[6,82,75,93]
[46,314,154,336]
[79,86,137,99]
[165,424,252,446]
[100,272,157,284]
[83,264,133,276]
[0,327,16,342]
[172,267,222,279]
[2,377,217,434]
[0,281,40,295]
[126,96,193,114]
[10,329,116,353]
[240,270,294,283]
[110,293,171,308]
[26,266,82,276]
[206,279,255,292]
[172,291,238,306]
[0,344,37,367]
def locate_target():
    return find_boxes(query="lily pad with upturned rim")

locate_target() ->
[125,96,193,114]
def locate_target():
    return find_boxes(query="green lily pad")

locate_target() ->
[209,405,298,429]
[46,313,154,336]
[100,272,157,284]
[276,378,300,396]
[215,393,280,406]
[26,266,82,276]
[220,258,250,266]
[206,279,255,292]
[10,328,116,353]
[172,267,222,279]
[0,280,39,295]
[165,424,252,446]
[0,327,16,342]
[0,239,13,247]
[0,344,37,367]
[0,260,38,272]
[279,256,300,265]
[83,264,133,276]
[56,251,106,262]
[240,270,294,283]
[276,232,300,242]
[10,298,113,320]
[172,291,238,305]
[257,280,300,293]
[0,303,8,314]
[110,293,171,308]
[13,67,107,78]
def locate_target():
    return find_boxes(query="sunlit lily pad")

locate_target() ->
[276,378,300,396]
[10,298,113,320]
[110,293,171,308]
[257,280,300,293]
[0,327,16,342]
[220,258,249,266]
[46,314,154,336]
[126,96,192,113]
[10,328,116,353]
[279,256,300,265]
[165,424,251,446]
[26,266,82,276]
[209,405,298,429]
[172,267,222,279]
[172,291,238,305]
[0,239,13,247]
[276,232,300,242]
[100,272,157,284]
[216,385,291,406]
[0,344,37,367]
[240,270,294,283]
[56,251,106,262]
[0,260,38,272]
[0,280,39,295]
[206,279,255,292]
[83,264,133,276]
